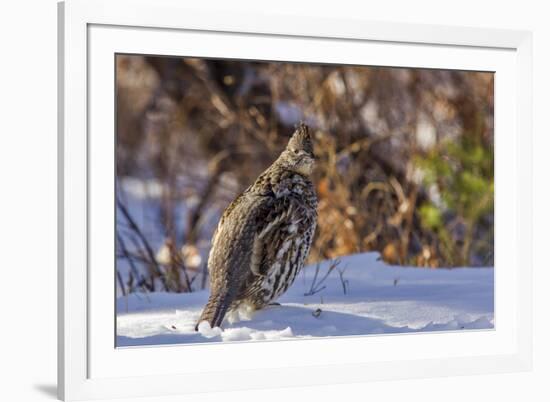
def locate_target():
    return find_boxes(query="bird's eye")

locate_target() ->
[293,149,299,154]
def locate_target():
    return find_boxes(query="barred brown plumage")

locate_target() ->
[196,124,318,330]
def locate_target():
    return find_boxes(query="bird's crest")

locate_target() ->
[287,123,314,157]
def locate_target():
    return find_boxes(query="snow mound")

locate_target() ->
[116,252,494,346]
[196,321,222,338]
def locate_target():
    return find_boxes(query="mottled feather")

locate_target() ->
[196,124,317,329]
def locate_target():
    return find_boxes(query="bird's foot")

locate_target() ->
[226,309,240,324]
[227,302,256,323]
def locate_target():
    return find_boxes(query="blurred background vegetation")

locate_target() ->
[115,54,494,295]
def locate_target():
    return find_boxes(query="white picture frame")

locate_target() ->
[58,0,533,400]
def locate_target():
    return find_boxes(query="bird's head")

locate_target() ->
[278,123,315,177]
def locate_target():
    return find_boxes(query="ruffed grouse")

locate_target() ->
[196,124,318,329]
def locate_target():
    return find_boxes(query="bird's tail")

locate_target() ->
[195,292,232,331]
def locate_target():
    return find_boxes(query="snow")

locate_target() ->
[116,252,494,347]
[197,321,222,338]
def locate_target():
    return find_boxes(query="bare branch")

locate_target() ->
[116,196,168,291]
[304,259,341,297]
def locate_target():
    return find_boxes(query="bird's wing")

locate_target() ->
[209,191,245,247]
[207,194,272,292]
[249,196,309,278]
[199,194,273,328]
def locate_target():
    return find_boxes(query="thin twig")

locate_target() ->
[116,233,145,287]
[304,259,341,296]
[200,261,208,290]
[337,265,349,295]
[116,196,168,290]
[116,270,127,297]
